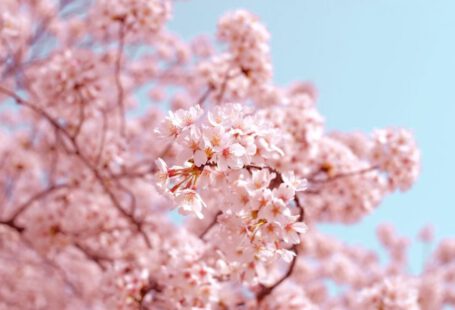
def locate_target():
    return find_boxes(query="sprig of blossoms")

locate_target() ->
[31,49,102,107]
[155,103,308,282]
[217,9,272,86]
[210,169,308,283]
[371,128,420,191]
[155,103,283,217]
[91,0,171,41]
[198,10,272,101]
[356,276,420,310]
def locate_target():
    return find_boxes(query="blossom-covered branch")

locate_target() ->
[1,1,448,310]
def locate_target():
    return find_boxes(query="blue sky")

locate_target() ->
[167,0,455,272]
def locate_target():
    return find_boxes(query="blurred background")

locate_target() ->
[168,0,455,273]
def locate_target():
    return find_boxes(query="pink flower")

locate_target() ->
[277,248,297,263]
[261,222,281,241]
[173,105,203,128]
[216,142,246,171]
[175,189,207,219]
[156,110,182,139]
[156,105,203,139]
[258,198,289,223]
[282,220,308,244]
[179,127,208,166]
[282,171,308,192]
[154,158,169,189]
[246,169,276,192]
[203,125,226,151]
[371,128,420,191]
[273,183,295,203]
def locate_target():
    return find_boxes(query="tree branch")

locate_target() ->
[199,211,222,239]
[73,242,109,271]
[115,21,126,135]
[0,85,152,248]
[5,183,69,224]
[308,165,379,184]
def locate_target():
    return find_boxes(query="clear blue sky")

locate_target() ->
[167,0,455,272]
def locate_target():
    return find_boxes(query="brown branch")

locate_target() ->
[199,211,221,239]
[0,85,74,141]
[48,129,60,184]
[0,220,25,234]
[76,153,152,248]
[138,279,163,309]
[115,180,137,214]
[0,170,23,210]
[115,21,126,135]
[2,1,72,78]
[0,86,152,248]
[5,183,69,224]
[95,109,108,165]
[308,165,379,184]
[73,242,109,271]
[198,86,213,107]
[303,166,380,196]
[216,67,233,104]
[256,244,299,302]
[110,170,152,180]
[72,98,86,140]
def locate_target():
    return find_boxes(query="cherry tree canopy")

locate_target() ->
[0,1,452,309]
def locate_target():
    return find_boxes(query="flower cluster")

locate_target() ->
[0,2,447,310]
[371,128,421,191]
[31,50,102,108]
[357,276,420,310]
[91,0,171,41]
[377,224,410,272]
[155,103,283,216]
[217,10,272,88]
[301,136,388,223]
[250,84,421,226]
[256,85,324,165]
[0,10,26,59]
[198,10,272,101]
[151,236,222,309]
[155,103,308,281]
[208,169,308,283]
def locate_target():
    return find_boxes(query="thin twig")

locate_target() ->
[199,211,221,239]
[73,242,109,271]
[0,86,152,248]
[6,183,69,224]
[95,109,108,165]
[115,22,126,135]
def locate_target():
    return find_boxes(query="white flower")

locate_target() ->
[282,220,308,244]
[154,158,169,189]
[282,171,308,192]
[216,142,246,171]
[175,189,207,219]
